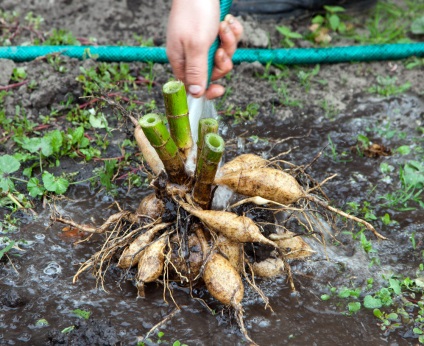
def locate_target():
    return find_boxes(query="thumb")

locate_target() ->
[184,47,208,97]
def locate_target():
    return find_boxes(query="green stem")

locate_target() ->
[139,113,187,185]
[162,80,192,160]
[196,118,219,162]
[69,176,96,185]
[193,133,225,209]
[10,177,28,183]
[7,192,24,209]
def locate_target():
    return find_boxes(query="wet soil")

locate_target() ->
[1,0,423,345]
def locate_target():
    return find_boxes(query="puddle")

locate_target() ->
[1,94,422,345]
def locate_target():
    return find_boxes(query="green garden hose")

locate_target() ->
[207,0,233,85]
[0,43,423,65]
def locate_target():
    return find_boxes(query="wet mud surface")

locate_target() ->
[1,0,424,345]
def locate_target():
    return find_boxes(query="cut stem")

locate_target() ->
[193,133,225,209]
[139,113,187,185]
[196,118,218,161]
[162,81,193,160]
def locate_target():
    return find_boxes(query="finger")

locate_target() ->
[205,84,225,100]
[225,14,243,43]
[211,48,233,81]
[219,21,237,59]
[184,44,208,97]
[166,43,186,83]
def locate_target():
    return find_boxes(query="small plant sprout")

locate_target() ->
[276,25,303,47]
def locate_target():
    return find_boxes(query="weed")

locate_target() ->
[316,6,349,33]
[325,134,352,163]
[276,25,303,48]
[11,67,27,82]
[72,309,91,320]
[275,82,302,108]
[76,62,136,95]
[142,62,156,92]
[308,5,354,44]
[221,102,260,124]
[35,319,49,327]
[44,29,79,46]
[296,65,320,93]
[368,76,411,97]
[319,99,339,120]
[133,34,154,47]
[346,201,377,223]
[379,161,424,210]
[405,57,424,70]
[354,2,411,44]
[61,326,75,334]
[47,55,68,73]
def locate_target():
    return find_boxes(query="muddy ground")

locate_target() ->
[1,0,423,345]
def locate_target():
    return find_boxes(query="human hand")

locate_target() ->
[166,0,243,100]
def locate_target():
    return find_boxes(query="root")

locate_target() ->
[229,196,303,212]
[306,174,338,194]
[306,195,387,240]
[140,308,180,343]
[234,305,258,346]
[283,255,297,293]
[53,211,132,234]
[244,262,272,312]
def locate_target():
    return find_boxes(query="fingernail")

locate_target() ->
[222,21,230,34]
[225,14,235,25]
[189,85,202,95]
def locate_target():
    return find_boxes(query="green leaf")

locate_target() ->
[79,136,90,149]
[321,294,331,301]
[324,5,345,13]
[42,172,69,194]
[0,155,21,174]
[89,112,108,129]
[373,308,383,319]
[20,137,43,153]
[70,126,84,145]
[414,277,424,288]
[402,161,424,189]
[157,331,164,339]
[0,177,15,193]
[348,302,361,313]
[173,342,181,346]
[381,213,392,225]
[12,67,27,80]
[46,130,63,154]
[0,239,15,260]
[312,15,324,25]
[387,313,398,321]
[396,145,411,155]
[40,137,54,157]
[411,16,424,34]
[389,278,401,295]
[380,163,394,175]
[27,177,45,197]
[364,295,382,309]
[72,309,91,319]
[329,14,340,31]
[376,288,393,307]
[413,327,423,335]
[357,134,370,147]
[36,318,49,327]
[61,326,75,334]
